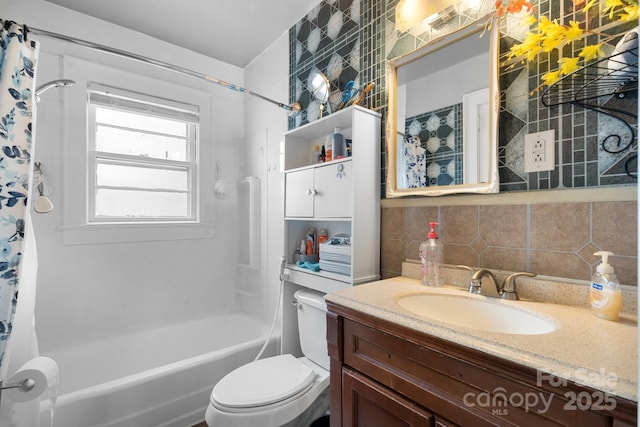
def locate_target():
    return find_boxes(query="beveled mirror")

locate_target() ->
[386,20,499,197]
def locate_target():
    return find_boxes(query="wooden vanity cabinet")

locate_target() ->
[326,302,637,427]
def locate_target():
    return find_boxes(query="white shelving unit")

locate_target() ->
[283,105,381,294]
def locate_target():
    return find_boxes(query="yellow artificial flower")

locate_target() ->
[564,21,584,43]
[582,0,598,13]
[495,0,636,90]
[604,0,625,18]
[538,19,566,51]
[620,3,639,20]
[536,16,554,32]
[558,57,581,75]
[526,45,544,61]
[578,44,605,61]
[542,70,562,86]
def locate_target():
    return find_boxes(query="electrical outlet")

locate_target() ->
[524,129,555,173]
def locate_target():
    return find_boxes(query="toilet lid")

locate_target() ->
[211,354,317,408]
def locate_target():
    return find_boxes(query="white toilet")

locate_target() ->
[205,289,330,427]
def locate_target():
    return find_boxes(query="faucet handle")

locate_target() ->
[502,272,536,300]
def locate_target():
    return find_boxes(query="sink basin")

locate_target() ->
[396,293,556,335]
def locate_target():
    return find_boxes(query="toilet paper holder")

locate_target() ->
[0,378,36,406]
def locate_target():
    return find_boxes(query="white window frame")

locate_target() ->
[87,84,199,223]
[62,56,214,245]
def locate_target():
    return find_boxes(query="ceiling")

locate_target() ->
[44,0,320,68]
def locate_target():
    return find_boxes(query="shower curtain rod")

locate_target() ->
[27,25,302,116]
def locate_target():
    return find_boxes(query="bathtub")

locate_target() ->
[40,313,276,427]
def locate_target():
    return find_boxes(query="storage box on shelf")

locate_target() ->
[283,105,381,294]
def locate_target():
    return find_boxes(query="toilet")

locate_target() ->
[205,289,330,427]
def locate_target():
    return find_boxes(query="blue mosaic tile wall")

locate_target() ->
[289,0,362,128]
[288,0,637,194]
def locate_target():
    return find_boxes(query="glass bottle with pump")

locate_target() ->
[590,251,622,321]
[420,222,443,286]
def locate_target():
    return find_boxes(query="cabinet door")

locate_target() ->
[314,161,352,218]
[285,168,314,217]
[342,368,433,427]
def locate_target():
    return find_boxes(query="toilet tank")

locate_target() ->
[294,289,330,370]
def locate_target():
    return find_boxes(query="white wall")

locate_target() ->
[404,52,489,117]
[243,33,289,323]
[2,0,248,351]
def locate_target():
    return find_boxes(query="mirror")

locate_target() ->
[309,70,331,120]
[386,21,499,197]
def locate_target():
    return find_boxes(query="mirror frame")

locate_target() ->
[386,19,500,197]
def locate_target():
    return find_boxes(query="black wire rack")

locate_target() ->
[541,45,638,178]
[541,47,638,106]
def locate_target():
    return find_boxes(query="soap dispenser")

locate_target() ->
[590,251,622,321]
[420,222,444,286]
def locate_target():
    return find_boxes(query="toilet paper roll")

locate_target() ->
[6,356,59,403]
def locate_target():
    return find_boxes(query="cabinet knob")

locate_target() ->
[306,188,317,196]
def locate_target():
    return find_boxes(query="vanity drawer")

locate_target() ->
[342,368,433,426]
[341,318,610,427]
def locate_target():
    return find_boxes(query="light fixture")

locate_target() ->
[395,0,453,32]
[425,5,457,28]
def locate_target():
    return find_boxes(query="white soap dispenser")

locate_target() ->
[420,222,443,286]
[590,251,622,321]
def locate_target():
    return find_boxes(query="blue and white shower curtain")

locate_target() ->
[0,19,38,376]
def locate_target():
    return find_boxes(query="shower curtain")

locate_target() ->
[0,19,42,426]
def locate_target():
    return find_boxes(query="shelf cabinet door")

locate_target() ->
[285,168,314,217]
[314,161,352,218]
[342,368,433,427]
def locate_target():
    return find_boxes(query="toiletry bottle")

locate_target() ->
[590,251,622,321]
[325,135,333,162]
[312,144,321,164]
[320,145,326,163]
[332,128,346,159]
[306,227,317,255]
[420,222,443,286]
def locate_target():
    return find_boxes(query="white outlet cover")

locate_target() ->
[524,129,555,173]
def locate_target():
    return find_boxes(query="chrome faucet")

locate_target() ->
[456,265,479,294]
[470,269,537,300]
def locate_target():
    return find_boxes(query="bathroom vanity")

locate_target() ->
[325,277,637,427]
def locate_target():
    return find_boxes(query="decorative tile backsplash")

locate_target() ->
[381,201,637,286]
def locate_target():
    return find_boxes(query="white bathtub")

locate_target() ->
[41,313,276,427]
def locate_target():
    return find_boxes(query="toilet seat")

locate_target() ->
[211,354,317,409]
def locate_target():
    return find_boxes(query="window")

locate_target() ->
[63,56,215,244]
[88,84,198,223]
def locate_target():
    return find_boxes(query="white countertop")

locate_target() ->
[325,276,638,402]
